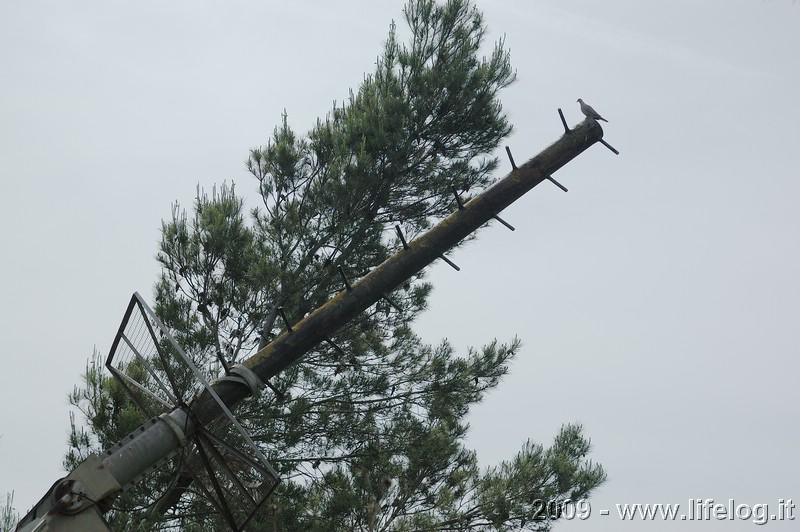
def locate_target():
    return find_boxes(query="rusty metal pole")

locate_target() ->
[202,118,606,414]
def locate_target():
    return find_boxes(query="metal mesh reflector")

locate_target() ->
[106,292,279,530]
[106,293,195,416]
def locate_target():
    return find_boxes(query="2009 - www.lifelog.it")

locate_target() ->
[530,497,795,525]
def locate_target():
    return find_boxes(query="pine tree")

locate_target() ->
[67,1,605,530]
[1,491,19,532]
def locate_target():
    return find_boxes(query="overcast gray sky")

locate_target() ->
[1,1,798,529]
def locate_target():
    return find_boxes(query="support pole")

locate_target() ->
[18,118,608,530]
[203,118,606,416]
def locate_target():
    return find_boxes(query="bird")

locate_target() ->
[577,98,608,122]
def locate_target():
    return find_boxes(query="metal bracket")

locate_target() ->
[439,254,460,271]
[451,185,466,210]
[492,215,516,231]
[338,265,352,290]
[599,138,619,154]
[218,363,284,401]
[278,306,293,332]
[381,295,403,313]
[395,225,409,249]
[505,146,518,170]
[546,175,568,192]
[325,338,346,356]
[558,108,571,134]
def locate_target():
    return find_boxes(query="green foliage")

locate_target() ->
[67,1,605,530]
[1,492,19,532]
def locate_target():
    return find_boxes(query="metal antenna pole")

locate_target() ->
[17,117,613,531]
[203,118,609,413]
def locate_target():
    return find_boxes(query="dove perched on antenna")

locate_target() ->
[577,98,608,122]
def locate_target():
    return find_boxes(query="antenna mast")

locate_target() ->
[17,115,617,531]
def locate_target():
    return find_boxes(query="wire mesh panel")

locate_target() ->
[188,368,280,530]
[105,293,195,417]
[192,428,280,531]
[106,292,279,528]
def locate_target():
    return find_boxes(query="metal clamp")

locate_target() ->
[159,412,188,448]
[229,364,266,396]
